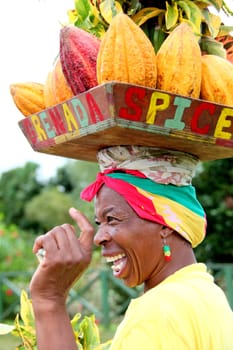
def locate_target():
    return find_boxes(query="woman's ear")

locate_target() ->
[160,226,174,239]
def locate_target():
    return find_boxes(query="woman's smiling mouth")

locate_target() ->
[105,253,127,275]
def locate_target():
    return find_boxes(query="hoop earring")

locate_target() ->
[163,238,171,262]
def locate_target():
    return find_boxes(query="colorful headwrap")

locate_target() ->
[81,146,207,248]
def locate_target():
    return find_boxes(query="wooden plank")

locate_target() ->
[33,122,233,162]
[18,82,233,162]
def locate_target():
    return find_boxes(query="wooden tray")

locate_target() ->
[18,82,233,162]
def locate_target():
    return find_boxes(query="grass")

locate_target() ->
[0,334,19,350]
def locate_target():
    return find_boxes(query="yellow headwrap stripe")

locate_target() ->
[137,187,206,248]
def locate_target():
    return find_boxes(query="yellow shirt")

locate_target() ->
[110,263,233,350]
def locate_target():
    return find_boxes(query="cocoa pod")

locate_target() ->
[44,56,74,108]
[96,13,157,88]
[10,82,46,117]
[60,25,100,95]
[156,23,202,98]
[201,54,233,107]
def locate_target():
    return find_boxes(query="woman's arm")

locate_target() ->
[32,300,77,350]
[29,207,95,350]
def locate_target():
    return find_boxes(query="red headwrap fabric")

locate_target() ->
[80,169,168,226]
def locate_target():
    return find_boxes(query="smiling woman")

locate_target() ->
[28,145,233,350]
[4,0,233,348]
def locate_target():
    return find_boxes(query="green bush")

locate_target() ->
[0,214,36,272]
[0,214,36,319]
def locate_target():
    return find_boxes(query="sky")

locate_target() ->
[0,0,232,180]
[0,0,74,180]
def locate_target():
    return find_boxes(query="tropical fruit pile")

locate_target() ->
[10,5,233,118]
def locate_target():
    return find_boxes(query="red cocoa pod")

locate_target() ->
[59,25,100,95]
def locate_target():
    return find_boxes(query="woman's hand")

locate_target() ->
[29,207,94,307]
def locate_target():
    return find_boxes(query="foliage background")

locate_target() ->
[193,159,233,262]
[0,157,233,348]
[1,158,232,264]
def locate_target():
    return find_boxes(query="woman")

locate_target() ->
[29,146,233,349]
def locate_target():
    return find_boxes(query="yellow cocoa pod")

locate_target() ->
[157,23,202,98]
[201,54,233,107]
[10,82,46,117]
[44,56,74,108]
[97,13,157,88]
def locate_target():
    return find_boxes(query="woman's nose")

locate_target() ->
[94,227,111,246]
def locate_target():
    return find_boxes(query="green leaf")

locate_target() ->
[99,0,123,24]
[151,27,167,52]
[132,7,165,27]
[20,290,35,332]
[205,0,223,11]
[179,17,200,34]
[70,312,82,344]
[178,0,191,19]
[183,0,203,34]
[0,323,15,335]
[74,17,106,38]
[71,313,105,349]
[74,0,92,19]
[1,289,110,350]
[79,315,100,350]
[71,312,82,328]
[217,25,233,36]
[193,0,212,9]
[165,1,179,30]
[13,314,36,350]
[73,0,107,38]
[141,21,150,38]
[125,0,141,16]
[97,340,112,349]
[202,10,222,37]
[67,9,78,24]
[200,36,227,57]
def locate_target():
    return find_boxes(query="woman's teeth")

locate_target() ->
[106,254,126,273]
[106,253,126,263]
[111,260,125,272]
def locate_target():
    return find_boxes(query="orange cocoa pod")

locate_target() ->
[44,70,56,108]
[157,23,202,98]
[44,56,74,108]
[10,82,46,117]
[97,13,157,88]
[201,54,233,107]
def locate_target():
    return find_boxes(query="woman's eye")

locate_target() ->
[95,216,120,226]
[107,216,117,223]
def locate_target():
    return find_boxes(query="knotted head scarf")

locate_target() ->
[81,146,206,248]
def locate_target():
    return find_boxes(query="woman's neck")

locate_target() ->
[144,235,196,292]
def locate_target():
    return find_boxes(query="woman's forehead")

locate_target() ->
[95,186,131,213]
[96,186,124,205]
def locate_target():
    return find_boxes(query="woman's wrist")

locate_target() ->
[31,294,67,316]
[32,298,78,350]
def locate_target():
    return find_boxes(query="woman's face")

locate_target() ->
[94,185,164,288]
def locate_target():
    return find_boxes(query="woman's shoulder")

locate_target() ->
[127,263,230,320]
